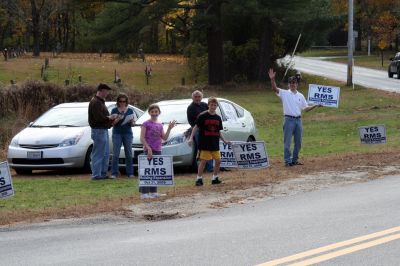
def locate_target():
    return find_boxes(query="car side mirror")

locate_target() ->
[29,122,33,126]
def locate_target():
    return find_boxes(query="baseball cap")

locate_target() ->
[97,83,112,91]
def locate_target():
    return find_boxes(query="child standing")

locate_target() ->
[188,97,230,186]
[140,104,176,199]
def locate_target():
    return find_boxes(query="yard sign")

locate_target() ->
[138,155,174,187]
[358,125,387,144]
[0,161,14,199]
[232,141,269,169]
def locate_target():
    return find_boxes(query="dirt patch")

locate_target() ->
[2,151,400,227]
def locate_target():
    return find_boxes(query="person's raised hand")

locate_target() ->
[268,68,276,80]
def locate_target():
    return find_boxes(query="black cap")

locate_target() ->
[97,83,112,91]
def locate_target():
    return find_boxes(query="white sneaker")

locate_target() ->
[150,193,166,198]
[110,175,116,179]
[140,193,152,199]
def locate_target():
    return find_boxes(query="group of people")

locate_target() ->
[88,68,321,198]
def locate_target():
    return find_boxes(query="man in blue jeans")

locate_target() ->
[268,69,321,166]
[88,83,116,180]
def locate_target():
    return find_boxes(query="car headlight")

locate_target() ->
[59,133,83,147]
[163,135,185,146]
[9,136,19,147]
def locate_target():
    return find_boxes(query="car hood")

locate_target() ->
[132,124,190,144]
[16,127,86,145]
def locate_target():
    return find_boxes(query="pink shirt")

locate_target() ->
[142,120,163,152]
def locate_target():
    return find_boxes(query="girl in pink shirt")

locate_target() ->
[140,104,176,199]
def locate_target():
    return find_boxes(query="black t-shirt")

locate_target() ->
[195,111,223,151]
[187,102,208,127]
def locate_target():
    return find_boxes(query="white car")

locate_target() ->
[117,98,258,170]
[7,102,143,174]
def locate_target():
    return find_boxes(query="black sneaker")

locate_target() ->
[292,161,303,166]
[211,177,222,185]
[195,179,203,186]
[285,162,294,167]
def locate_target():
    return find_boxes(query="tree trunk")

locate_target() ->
[257,17,273,81]
[30,0,41,56]
[206,1,224,85]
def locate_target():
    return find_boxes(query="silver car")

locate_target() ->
[7,102,143,174]
[117,98,258,169]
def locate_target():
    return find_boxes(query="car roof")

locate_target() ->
[53,102,118,108]
[156,97,229,106]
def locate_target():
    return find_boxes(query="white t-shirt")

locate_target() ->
[277,88,308,117]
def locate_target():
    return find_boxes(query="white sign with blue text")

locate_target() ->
[358,125,387,144]
[232,141,269,169]
[219,141,244,168]
[307,84,340,108]
[0,161,14,199]
[138,155,174,187]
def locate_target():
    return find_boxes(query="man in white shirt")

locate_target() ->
[268,68,321,166]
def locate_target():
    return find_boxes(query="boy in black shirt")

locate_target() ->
[188,97,230,186]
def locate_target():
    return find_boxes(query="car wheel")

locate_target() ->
[14,168,32,175]
[83,145,92,173]
[397,69,400,79]
[247,136,256,142]
[388,70,393,78]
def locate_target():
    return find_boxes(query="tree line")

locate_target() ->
[0,0,399,85]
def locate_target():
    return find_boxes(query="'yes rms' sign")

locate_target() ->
[308,84,340,108]
[358,125,387,144]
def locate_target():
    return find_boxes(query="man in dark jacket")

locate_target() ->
[88,83,115,180]
[187,90,213,171]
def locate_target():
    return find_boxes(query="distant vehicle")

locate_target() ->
[117,98,258,170]
[388,52,400,79]
[7,102,144,174]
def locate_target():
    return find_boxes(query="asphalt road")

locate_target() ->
[1,175,400,266]
[288,56,400,92]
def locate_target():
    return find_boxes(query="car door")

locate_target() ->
[219,101,247,141]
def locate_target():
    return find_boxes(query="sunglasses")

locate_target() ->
[118,100,127,103]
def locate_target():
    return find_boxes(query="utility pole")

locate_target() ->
[347,0,354,86]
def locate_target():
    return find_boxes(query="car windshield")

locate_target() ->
[136,103,189,124]
[32,107,88,127]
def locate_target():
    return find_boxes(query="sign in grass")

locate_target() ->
[219,141,244,168]
[0,161,14,199]
[358,125,387,144]
[138,155,174,187]
[308,84,340,108]
[232,141,269,169]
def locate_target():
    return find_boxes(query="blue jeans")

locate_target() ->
[194,131,213,171]
[111,133,133,176]
[139,150,161,194]
[283,117,302,164]
[91,129,110,178]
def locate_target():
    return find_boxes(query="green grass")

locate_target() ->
[299,48,348,57]
[328,53,393,71]
[0,53,192,92]
[0,176,194,213]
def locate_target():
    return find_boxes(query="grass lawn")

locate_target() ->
[2,54,400,224]
[0,53,192,92]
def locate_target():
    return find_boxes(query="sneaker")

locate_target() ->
[195,179,204,186]
[140,193,152,199]
[292,161,304,166]
[285,162,294,167]
[91,176,109,180]
[211,177,222,185]
[151,193,166,198]
[110,175,116,179]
